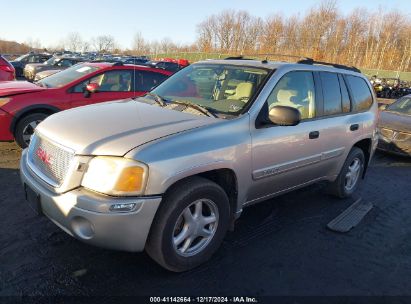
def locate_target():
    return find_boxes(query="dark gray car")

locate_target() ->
[378,95,411,156]
[24,57,84,81]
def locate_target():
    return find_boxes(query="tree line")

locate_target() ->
[196,1,411,71]
[1,0,410,71]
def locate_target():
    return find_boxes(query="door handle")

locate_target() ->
[309,131,320,139]
[350,124,359,131]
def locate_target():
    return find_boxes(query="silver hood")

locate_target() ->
[36,99,218,156]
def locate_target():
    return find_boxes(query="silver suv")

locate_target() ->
[20,58,378,271]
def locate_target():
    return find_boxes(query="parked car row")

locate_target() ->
[0,61,172,147]
[3,52,190,81]
[370,76,411,99]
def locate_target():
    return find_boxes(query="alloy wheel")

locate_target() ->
[172,199,219,257]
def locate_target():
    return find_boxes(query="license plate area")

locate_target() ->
[24,184,43,216]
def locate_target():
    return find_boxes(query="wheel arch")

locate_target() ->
[10,104,60,135]
[353,138,372,178]
[162,167,239,220]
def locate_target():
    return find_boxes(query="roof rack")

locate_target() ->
[224,56,253,60]
[297,58,361,73]
[224,53,312,63]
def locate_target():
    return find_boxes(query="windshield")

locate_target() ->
[44,57,58,65]
[150,64,270,116]
[387,97,411,115]
[14,54,28,62]
[37,64,100,88]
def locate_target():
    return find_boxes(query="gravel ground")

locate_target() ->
[0,142,410,298]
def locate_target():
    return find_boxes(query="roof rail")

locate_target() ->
[224,56,253,60]
[112,61,124,66]
[297,58,361,73]
[224,53,312,63]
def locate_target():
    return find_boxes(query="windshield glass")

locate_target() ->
[387,97,411,115]
[150,64,270,116]
[44,57,58,65]
[37,64,100,88]
[15,54,28,62]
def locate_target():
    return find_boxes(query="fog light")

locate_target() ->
[109,203,136,212]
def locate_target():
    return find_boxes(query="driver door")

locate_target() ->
[69,70,134,108]
[248,70,329,202]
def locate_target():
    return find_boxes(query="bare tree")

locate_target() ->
[65,32,83,52]
[132,32,149,54]
[91,35,116,53]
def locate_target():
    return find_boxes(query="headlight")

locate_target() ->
[0,98,11,108]
[81,157,148,196]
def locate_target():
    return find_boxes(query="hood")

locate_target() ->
[36,99,219,156]
[35,65,61,73]
[36,69,60,80]
[0,81,46,97]
[38,69,60,76]
[379,111,411,133]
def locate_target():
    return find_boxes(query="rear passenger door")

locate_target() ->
[315,72,372,179]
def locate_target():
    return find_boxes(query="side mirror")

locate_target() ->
[83,83,99,98]
[268,106,301,126]
[86,83,99,93]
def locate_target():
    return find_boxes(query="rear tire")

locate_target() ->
[15,113,48,148]
[146,177,230,272]
[328,147,365,198]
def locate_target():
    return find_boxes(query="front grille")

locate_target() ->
[27,133,75,187]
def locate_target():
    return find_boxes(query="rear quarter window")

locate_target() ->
[346,75,373,111]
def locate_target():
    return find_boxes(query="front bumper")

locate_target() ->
[20,150,162,252]
[0,109,14,141]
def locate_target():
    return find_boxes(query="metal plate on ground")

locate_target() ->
[327,198,373,233]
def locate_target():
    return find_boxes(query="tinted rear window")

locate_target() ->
[346,75,373,111]
[135,71,168,91]
[320,72,342,115]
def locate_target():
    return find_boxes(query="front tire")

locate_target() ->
[146,177,230,272]
[15,113,48,148]
[328,147,365,198]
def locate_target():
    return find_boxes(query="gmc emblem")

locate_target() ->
[36,147,52,167]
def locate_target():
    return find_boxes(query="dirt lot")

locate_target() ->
[0,142,410,298]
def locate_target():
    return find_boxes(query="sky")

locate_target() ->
[1,0,410,49]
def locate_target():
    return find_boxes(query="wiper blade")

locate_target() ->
[169,101,218,118]
[34,82,47,88]
[145,92,168,107]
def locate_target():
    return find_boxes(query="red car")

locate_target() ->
[0,55,16,81]
[0,62,172,147]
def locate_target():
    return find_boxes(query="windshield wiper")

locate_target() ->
[35,82,48,88]
[169,101,218,118]
[145,92,168,107]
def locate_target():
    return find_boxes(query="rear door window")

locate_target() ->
[346,75,373,111]
[338,75,351,113]
[134,71,168,91]
[320,72,342,116]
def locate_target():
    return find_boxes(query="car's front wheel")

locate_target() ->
[15,113,48,148]
[146,177,230,272]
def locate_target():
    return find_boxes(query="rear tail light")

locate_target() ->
[0,65,14,72]
[0,57,14,73]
